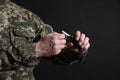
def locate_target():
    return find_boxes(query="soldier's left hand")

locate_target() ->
[67,30,90,55]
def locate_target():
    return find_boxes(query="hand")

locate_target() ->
[67,30,90,55]
[35,32,66,57]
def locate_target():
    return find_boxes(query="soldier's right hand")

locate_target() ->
[35,32,66,57]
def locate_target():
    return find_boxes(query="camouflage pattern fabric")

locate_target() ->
[0,0,86,80]
[0,0,53,80]
[0,67,35,80]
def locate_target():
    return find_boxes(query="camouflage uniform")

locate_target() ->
[0,0,86,80]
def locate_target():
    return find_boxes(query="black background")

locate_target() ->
[11,0,120,80]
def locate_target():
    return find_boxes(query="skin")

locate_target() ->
[67,31,90,54]
[35,30,90,57]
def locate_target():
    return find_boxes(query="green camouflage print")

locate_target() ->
[0,0,53,80]
[0,67,35,80]
[0,0,87,80]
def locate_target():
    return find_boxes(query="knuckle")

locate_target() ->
[85,43,90,49]
[51,36,58,41]
[86,37,89,41]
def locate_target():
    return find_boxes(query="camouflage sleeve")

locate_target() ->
[8,13,54,68]
[0,4,54,70]
[0,16,39,71]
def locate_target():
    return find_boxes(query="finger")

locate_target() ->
[52,39,66,47]
[79,43,90,54]
[75,31,81,41]
[85,43,90,49]
[79,37,89,46]
[58,45,66,49]
[58,39,66,45]
[53,45,66,50]
[79,33,85,42]
[58,34,66,40]
[81,42,90,50]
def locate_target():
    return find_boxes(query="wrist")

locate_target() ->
[35,41,42,57]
